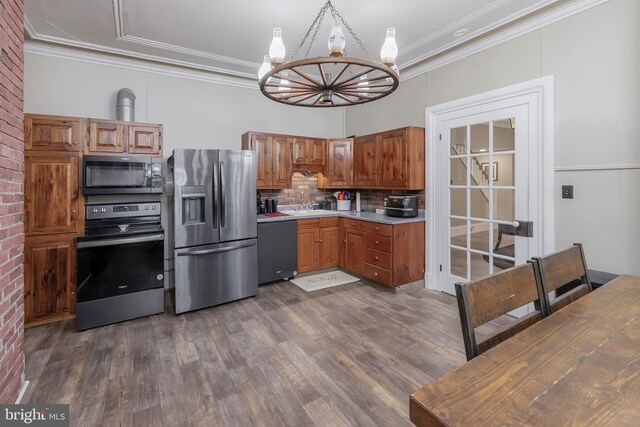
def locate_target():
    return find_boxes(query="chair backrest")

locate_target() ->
[455,261,547,361]
[533,243,592,314]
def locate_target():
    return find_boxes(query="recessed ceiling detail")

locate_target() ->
[24,0,601,81]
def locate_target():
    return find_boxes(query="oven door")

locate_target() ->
[83,155,152,194]
[76,233,165,302]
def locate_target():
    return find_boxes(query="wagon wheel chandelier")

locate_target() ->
[257,0,399,107]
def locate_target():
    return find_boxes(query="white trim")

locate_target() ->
[400,0,557,65]
[401,0,610,81]
[555,164,640,172]
[15,379,29,404]
[24,42,259,90]
[112,0,260,70]
[425,76,555,291]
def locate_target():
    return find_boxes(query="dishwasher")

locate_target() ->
[257,220,298,285]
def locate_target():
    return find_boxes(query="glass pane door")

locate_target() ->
[448,116,518,283]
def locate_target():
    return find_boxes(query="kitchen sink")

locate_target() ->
[279,210,339,216]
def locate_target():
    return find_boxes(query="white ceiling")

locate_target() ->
[24,0,561,79]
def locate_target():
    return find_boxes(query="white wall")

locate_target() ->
[24,53,345,157]
[346,0,640,275]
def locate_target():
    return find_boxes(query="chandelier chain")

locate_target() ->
[289,0,375,62]
[289,1,329,61]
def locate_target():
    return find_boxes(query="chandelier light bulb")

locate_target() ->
[380,27,398,66]
[278,71,290,91]
[328,23,346,57]
[269,28,286,66]
[258,55,272,80]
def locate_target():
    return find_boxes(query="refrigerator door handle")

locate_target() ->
[177,241,255,256]
[212,161,218,229]
[220,161,226,228]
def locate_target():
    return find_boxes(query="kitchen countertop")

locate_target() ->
[257,209,426,225]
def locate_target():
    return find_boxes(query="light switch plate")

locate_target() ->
[562,185,574,199]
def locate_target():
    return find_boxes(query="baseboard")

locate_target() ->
[15,379,29,404]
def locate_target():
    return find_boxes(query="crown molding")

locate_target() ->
[112,0,260,70]
[24,42,259,90]
[400,0,611,82]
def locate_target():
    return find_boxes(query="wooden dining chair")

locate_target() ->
[455,262,548,361]
[532,243,593,314]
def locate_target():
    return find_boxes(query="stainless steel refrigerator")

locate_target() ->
[167,149,258,314]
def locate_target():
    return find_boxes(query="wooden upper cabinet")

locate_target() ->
[352,126,425,190]
[325,139,353,188]
[293,138,325,166]
[377,129,408,188]
[251,133,272,188]
[272,136,292,188]
[25,115,81,152]
[25,153,81,236]
[353,135,377,187]
[293,138,308,165]
[24,234,76,324]
[128,124,162,155]
[88,120,125,154]
[242,132,293,189]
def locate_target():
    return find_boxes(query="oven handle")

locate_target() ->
[177,241,255,257]
[76,233,164,249]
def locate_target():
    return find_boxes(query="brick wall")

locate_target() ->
[258,172,425,210]
[0,0,24,404]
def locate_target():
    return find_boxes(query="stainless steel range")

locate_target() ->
[166,149,258,314]
[76,202,165,330]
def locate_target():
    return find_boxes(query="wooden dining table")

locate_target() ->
[410,275,640,427]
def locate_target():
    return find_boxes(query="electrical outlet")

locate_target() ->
[562,185,573,199]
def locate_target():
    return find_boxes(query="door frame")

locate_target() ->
[425,76,555,291]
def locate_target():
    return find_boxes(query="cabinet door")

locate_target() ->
[344,230,364,274]
[252,134,272,188]
[377,130,408,188]
[24,234,76,324]
[25,153,80,236]
[319,226,339,269]
[88,120,125,154]
[308,139,326,165]
[272,136,292,188]
[326,139,352,187]
[127,125,161,155]
[292,138,308,165]
[25,116,81,152]
[353,135,377,187]
[298,228,319,273]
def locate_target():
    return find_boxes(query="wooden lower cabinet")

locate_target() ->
[341,218,425,287]
[297,218,340,273]
[24,234,77,326]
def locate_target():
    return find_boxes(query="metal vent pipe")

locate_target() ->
[116,88,136,121]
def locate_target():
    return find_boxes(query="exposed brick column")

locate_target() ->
[0,0,24,404]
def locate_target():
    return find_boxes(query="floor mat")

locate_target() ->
[290,270,359,292]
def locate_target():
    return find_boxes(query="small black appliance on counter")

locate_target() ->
[384,195,418,218]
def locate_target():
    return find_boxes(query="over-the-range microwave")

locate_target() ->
[83,155,163,195]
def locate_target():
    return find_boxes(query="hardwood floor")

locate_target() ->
[24,280,472,427]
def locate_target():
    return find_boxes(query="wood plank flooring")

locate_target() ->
[23,280,474,427]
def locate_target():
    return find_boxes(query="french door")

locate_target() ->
[435,102,538,296]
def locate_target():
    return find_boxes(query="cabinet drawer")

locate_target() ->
[361,221,392,236]
[342,218,366,231]
[363,263,393,287]
[365,248,392,270]
[298,219,320,229]
[364,233,392,253]
[319,217,339,228]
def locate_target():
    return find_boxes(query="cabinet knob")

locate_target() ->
[315,240,320,243]
[343,239,346,243]
[374,272,379,277]
[375,240,379,244]
[73,141,78,145]
[374,256,379,260]
[375,227,379,231]
[319,240,324,243]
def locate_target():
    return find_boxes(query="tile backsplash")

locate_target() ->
[258,172,425,209]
